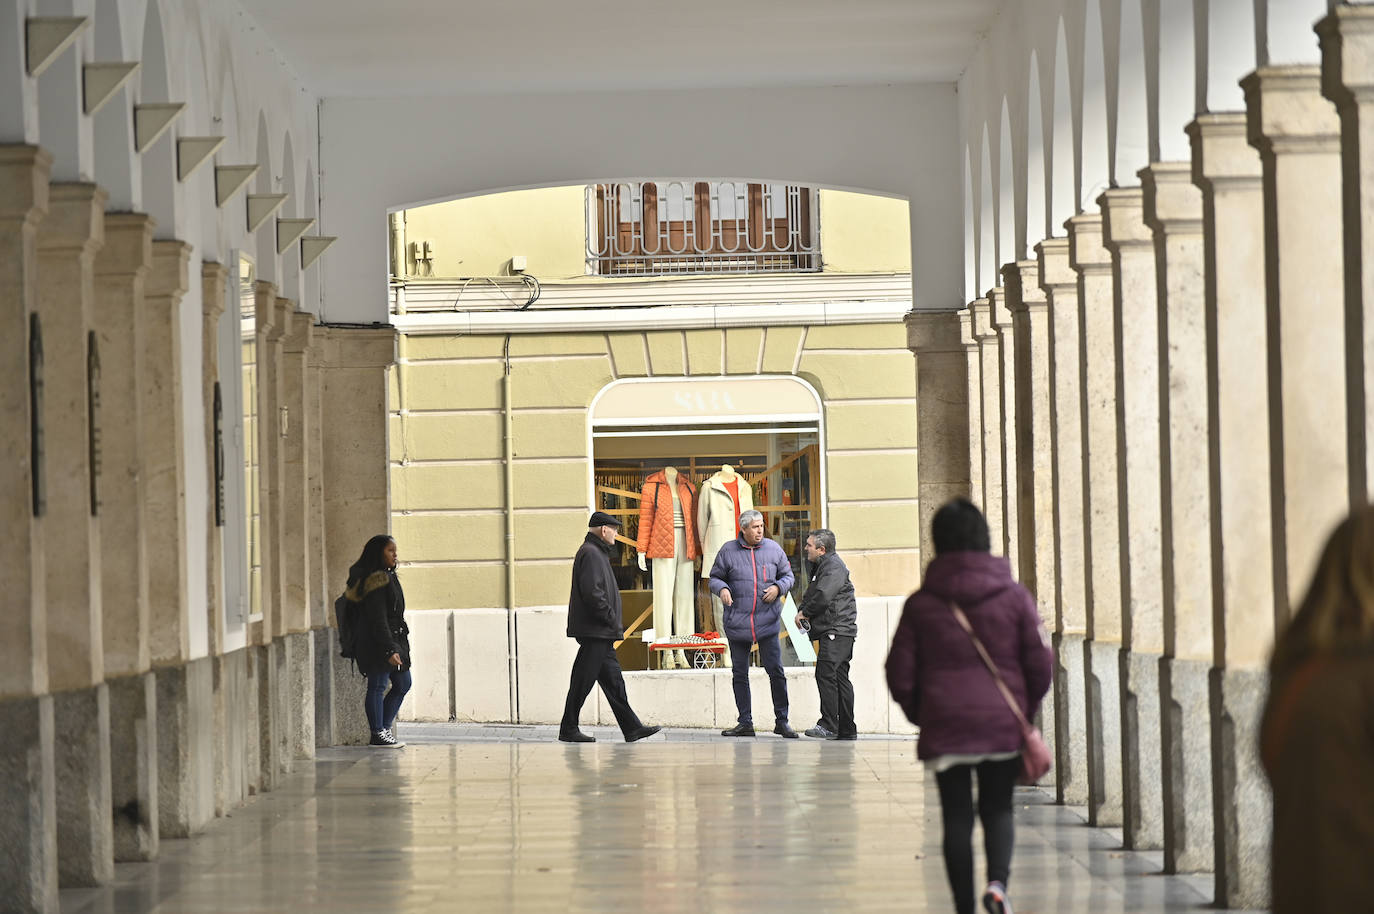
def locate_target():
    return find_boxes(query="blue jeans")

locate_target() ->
[728,635,788,726]
[364,669,412,732]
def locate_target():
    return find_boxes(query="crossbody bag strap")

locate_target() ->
[949,601,1031,731]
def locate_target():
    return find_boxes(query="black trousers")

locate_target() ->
[814,633,855,736]
[934,756,1020,914]
[560,638,643,737]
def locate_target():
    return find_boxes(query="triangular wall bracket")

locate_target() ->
[177,136,224,181]
[246,194,287,232]
[83,61,139,115]
[300,236,338,270]
[276,218,316,254]
[134,103,185,153]
[215,165,259,207]
[27,17,88,77]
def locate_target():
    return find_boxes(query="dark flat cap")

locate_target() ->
[588,511,622,528]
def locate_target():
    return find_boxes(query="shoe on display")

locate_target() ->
[369,729,404,748]
[981,880,1013,914]
[804,725,837,739]
[625,725,662,742]
[773,722,799,739]
[558,730,596,743]
[721,723,756,737]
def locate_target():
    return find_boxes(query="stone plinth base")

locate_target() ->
[1120,649,1164,850]
[332,638,368,746]
[155,658,214,838]
[0,694,57,913]
[313,627,336,748]
[107,672,157,861]
[53,684,113,885]
[1211,666,1271,909]
[212,650,251,817]
[244,647,262,795]
[1085,639,1124,827]
[254,642,280,791]
[286,632,315,761]
[272,638,292,777]
[1161,656,1213,873]
[1053,633,1089,805]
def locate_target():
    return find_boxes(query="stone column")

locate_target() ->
[1243,66,1349,620]
[282,308,316,761]
[905,310,971,568]
[1319,6,1374,509]
[1037,236,1090,807]
[970,298,1005,551]
[1141,162,1215,874]
[251,282,283,788]
[1066,212,1124,828]
[145,240,213,839]
[1100,187,1166,852]
[989,286,1021,571]
[1188,111,1274,911]
[308,331,335,748]
[1004,260,1057,769]
[321,325,398,745]
[0,144,58,914]
[958,308,984,514]
[37,182,114,886]
[93,212,159,862]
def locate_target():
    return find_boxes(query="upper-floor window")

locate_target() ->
[587,181,819,276]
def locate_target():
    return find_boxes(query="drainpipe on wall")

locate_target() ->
[503,334,519,722]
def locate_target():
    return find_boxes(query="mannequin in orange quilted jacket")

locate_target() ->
[636,468,702,668]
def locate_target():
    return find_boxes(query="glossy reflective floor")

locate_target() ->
[61,724,1249,913]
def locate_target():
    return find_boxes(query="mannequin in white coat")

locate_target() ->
[697,464,753,667]
[635,467,700,669]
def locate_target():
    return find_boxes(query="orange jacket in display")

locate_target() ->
[635,471,702,560]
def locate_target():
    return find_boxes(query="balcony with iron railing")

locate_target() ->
[587,181,819,276]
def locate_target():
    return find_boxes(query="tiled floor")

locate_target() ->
[61,723,1249,913]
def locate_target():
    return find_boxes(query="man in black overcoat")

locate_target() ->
[559,511,662,743]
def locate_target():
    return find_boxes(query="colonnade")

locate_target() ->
[910,8,1374,908]
[0,139,395,912]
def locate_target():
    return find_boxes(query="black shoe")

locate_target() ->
[773,722,799,739]
[625,725,661,742]
[369,730,404,748]
[558,730,596,743]
[835,732,858,741]
[721,723,756,737]
[804,725,837,739]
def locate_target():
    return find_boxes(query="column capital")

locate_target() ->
[987,285,1011,329]
[904,308,964,354]
[253,279,278,336]
[36,183,106,254]
[271,296,295,344]
[1317,6,1374,110]
[1140,162,1203,235]
[1188,113,1262,190]
[957,307,976,349]
[1003,259,1046,311]
[1066,212,1111,273]
[1035,237,1075,289]
[317,323,399,370]
[147,240,191,299]
[94,213,154,278]
[1242,65,1341,156]
[0,145,53,224]
[283,309,314,355]
[201,260,229,314]
[968,297,995,340]
[1098,186,1151,253]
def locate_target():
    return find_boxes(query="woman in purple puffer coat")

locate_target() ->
[886,498,1052,914]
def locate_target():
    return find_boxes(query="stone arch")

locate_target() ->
[185,24,217,260]
[1154,0,1196,162]
[1200,0,1256,112]
[1027,49,1048,250]
[140,0,179,239]
[979,122,995,295]
[1259,0,1327,66]
[301,161,319,313]
[93,0,138,209]
[36,0,88,181]
[280,131,300,300]
[215,55,245,253]
[998,97,1017,268]
[253,110,277,284]
[0,3,34,141]
[1051,17,1075,228]
[1113,0,1150,183]
[1081,0,1111,208]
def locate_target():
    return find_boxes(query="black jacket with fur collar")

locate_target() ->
[345,569,410,675]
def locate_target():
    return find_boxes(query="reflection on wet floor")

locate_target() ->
[60,723,1248,913]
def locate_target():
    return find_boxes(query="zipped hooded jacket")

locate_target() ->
[708,534,795,642]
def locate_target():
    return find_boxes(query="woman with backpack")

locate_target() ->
[885,499,1053,914]
[344,534,411,748]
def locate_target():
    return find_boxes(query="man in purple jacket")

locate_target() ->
[708,510,797,738]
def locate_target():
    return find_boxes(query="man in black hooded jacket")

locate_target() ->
[559,512,662,743]
[795,528,859,740]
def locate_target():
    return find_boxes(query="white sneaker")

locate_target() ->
[981,881,1012,914]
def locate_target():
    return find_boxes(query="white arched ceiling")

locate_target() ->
[1259,0,1329,66]
[1051,17,1075,229]
[1027,49,1047,249]
[0,3,36,142]
[1154,0,1196,162]
[140,0,178,239]
[37,0,91,182]
[280,131,300,300]
[1082,0,1111,208]
[964,145,976,301]
[253,110,276,284]
[980,122,995,293]
[1202,0,1256,112]
[93,0,138,209]
[1114,0,1150,184]
[998,97,1017,268]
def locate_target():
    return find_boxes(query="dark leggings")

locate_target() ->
[934,756,1020,914]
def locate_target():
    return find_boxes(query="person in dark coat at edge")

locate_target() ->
[886,499,1052,914]
[344,534,412,748]
[794,528,859,740]
[559,511,662,743]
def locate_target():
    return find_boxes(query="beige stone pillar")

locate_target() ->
[252,281,281,645]
[1140,162,1215,874]
[1100,186,1165,852]
[969,298,1005,551]
[94,213,159,862]
[958,308,983,511]
[1243,66,1349,620]
[281,308,316,761]
[1319,6,1374,507]
[321,325,398,745]
[307,329,333,748]
[1188,111,1274,911]
[38,182,116,887]
[1066,211,1124,828]
[1037,236,1090,807]
[989,286,1021,571]
[201,263,228,655]
[0,144,58,914]
[905,310,971,568]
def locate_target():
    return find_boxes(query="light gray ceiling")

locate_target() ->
[236,0,1005,96]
